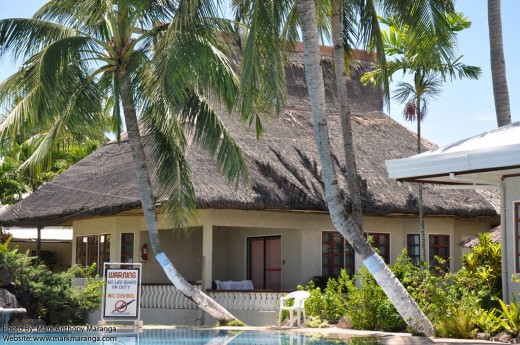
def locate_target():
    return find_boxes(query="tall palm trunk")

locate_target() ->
[118,73,238,324]
[331,0,363,232]
[415,72,426,262]
[295,0,434,336]
[488,0,511,127]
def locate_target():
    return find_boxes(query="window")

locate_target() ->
[322,231,355,276]
[76,234,110,275]
[120,233,134,263]
[512,202,520,273]
[407,234,421,266]
[429,235,450,271]
[365,233,390,264]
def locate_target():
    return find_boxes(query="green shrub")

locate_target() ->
[300,282,325,321]
[435,305,478,339]
[0,243,103,324]
[391,249,498,334]
[376,298,407,332]
[498,296,520,335]
[476,308,503,336]
[305,315,329,328]
[461,233,501,295]
[301,271,349,323]
[343,266,382,330]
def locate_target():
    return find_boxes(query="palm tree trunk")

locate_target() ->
[295,0,434,336]
[488,0,511,127]
[118,73,239,324]
[416,86,426,263]
[331,0,363,232]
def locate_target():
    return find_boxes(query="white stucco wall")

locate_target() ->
[139,228,203,284]
[72,209,494,290]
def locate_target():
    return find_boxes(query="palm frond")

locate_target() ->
[232,0,287,131]
[0,18,78,61]
[356,0,390,105]
[177,93,248,186]
[142,107,196,231]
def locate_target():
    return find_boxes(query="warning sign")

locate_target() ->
[103,266,141,320]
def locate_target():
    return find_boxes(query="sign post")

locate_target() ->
[100,263,142,327]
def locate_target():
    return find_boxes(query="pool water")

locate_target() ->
[2,329,382,344]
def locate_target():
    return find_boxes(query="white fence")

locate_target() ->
[140,285,283,312]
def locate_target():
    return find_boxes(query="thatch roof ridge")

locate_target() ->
[0,57,499,227]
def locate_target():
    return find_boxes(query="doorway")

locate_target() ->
[247,235,281,290]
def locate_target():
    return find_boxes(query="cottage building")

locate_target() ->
[0,49,499,325]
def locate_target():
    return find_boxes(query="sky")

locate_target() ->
[0,1,518,147]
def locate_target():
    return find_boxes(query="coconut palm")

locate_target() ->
[362,13,481,263]
[488,0,511,127]
[0,0,280,323]
[295,0,434,335]
[0,139,103,206]
[235,0,460,335]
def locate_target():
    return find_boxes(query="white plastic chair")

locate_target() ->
[278,291,310,327]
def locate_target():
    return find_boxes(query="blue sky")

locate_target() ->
[0,0,517,146]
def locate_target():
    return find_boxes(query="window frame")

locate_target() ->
[75,234,110,275]
[120,232,135,264]
[365,232,391,264]
[429,234,450,271]
[321,231,355,276]
[407,234,421,266]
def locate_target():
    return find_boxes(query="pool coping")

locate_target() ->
[101,325,498,345]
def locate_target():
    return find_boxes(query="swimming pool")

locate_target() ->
[2,329,382,344]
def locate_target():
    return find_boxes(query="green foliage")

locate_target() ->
[0,244,103,324]
[343,266,384,330]
[376,298,407,332]
[305,315,329,328]
[434,297,479,339]
[476,308,503,336]
[301,272,349,323]
[460,232,502,298]
[303,267,405,332]
[343,266,405,332]
[499,296,520,335]
[0,140,103,206]
[390,242,514,339]
[300,241,507,337]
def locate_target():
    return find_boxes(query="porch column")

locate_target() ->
[36,226,42,258]
[202,223,213,290]
[500,183,509,303]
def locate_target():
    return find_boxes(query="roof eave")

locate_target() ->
[386,143,520,183]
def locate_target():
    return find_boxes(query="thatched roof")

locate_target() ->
[0,53,499,227]
[459,225,501,248]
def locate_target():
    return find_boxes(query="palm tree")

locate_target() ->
[294,0,435,336]
[362,14,481,262]
[236,0,460,335]
[488,0,511,127]
[330,0,364,231]
[0,0,277,323]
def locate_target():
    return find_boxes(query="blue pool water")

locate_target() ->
[2,329,382,344]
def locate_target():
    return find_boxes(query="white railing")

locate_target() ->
[209,291,283,312]
[140,285,282,312]
[140,284,200,309]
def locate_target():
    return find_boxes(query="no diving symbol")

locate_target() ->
[112,299,135,313]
